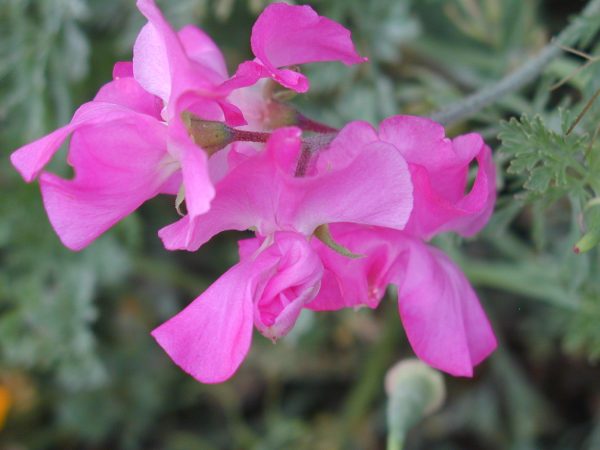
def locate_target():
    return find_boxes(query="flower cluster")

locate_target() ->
[10,0,497,383]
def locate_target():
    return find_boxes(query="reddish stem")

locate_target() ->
[231,129,272,143]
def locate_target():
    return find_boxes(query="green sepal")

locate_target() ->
[314,224,363,259]
[175,185,186,217]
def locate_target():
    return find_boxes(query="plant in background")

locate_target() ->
[4,0,600,449]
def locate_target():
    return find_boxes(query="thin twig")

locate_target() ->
[429,0,600,126]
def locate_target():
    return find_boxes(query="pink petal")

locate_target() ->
[250,3,366,92]
[178,25,228,80]
[379,115,496,238]
[133,21,173,104]
[314,120,379,172]
[248,232,323,339]
[11,102,143,183]
[307,224,496,376]
[152,260,255,383]
[134,0,232,122]
[38,112,174,250]
[308,224,402,311]
[394,237,497,377]
[295,139,413,234]
[94,77,162,118]
[166,121,215,228]
[112,61,134,79]
[159,125,413,251]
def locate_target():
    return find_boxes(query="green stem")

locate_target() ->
[337,301,403,447]
[461,261,578,310]
[429,0,600,126]
[387,433,405,450]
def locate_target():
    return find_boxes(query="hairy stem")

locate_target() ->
[429,0,600,126]
[230,129,271,143]
[294,133,337,177]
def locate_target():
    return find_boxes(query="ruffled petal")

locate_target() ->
[308,224,402,311]
[152,260,256,383]
[94,77,162,118]
[159,125,413,251]
[294,139,412,234]
[10,102,143,183]
[167,122,215,221]
[247,232,323,339]
[379,115,496,239]
[250,3,366,92]
[38,112,173,250]
[178,24,228,80]
[133,20,173,104]
[394,237,497,377]
[112,61,134,79]
[134,0,226,121]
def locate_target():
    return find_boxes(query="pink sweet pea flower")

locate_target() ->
[152,125,414,382]
[134,0,365,126]
[10,0,234,250]
[9,70,181,250]
[309,116,497,377]
[133,0,243,125]
[228,2,367,94]
[309,224,497,377]
[158,124,412,250]
[315,116,496,240]
[152,232,323,383]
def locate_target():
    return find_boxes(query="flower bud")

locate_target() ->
[385,359,446,448]
[182,112,233,155]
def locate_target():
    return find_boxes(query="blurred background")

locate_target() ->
[2,0,600,449]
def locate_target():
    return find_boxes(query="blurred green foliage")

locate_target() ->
[2,0,600,449]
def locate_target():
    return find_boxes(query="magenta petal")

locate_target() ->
[168,123,214,220]
[250,3,366,91]
[152,261,255,383]
[395,238,497,377]
[94,78,162,118]
[249,232,323,340]
[158,127,304,251]
[10,102,140,183]
[133,21,172,104]
[159,126,413,251]
[113,61,134,79]
[308,224,402,311]
[379,115,497,238]
[134,0,230,121]
[295,139,413,233]
[38,112,172,250]
[178,25,228,80]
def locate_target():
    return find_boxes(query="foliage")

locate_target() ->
[2,0,600,449]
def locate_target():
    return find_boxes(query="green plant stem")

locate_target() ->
[337,301,403,448]
[462,261,578,310]
[429,0,600,126]
[387,433,405,450]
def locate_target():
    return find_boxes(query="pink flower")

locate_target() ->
[309,116,497,377]
[151,125,414,382]
[9,71,179,250]
[152,232,323,383]
[315,116,496,240]
[310,225,497,377]
[10,0,367,251]
[158,124,412,250]
[134,0,365,127]
[228,2,367,94]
